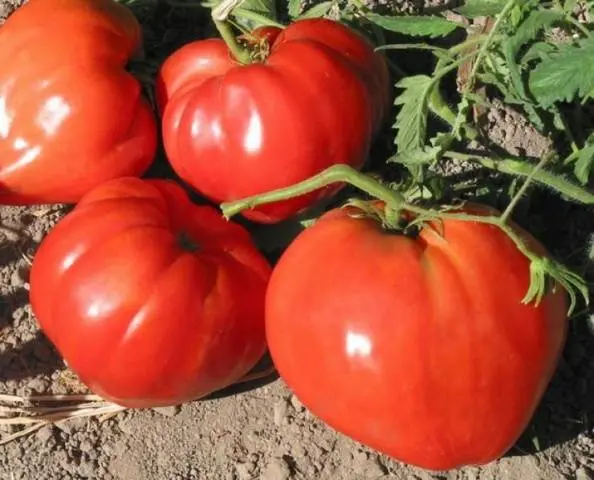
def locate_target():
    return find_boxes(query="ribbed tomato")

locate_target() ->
[157,19,390,224]
[0,0,156,205]
[29,178,271,408]
[265,203,567,470]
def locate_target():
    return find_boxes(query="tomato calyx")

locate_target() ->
[341,199,408,234]
[177,231,200,253]
[211,0,284,65]
[237,33,273,64]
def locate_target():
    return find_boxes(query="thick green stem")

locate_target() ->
[500,153,552,224]
[221,165,406,219]
[424,52,481,142]
[428,88,479,141]
[213,20,251,64]
[443,151,594,205]
[212,0,252,64]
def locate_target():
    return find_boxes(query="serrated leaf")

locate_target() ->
[521,41,556,64]
[456,0,508,18]
[508,10,564,55]
[393,75,433,152]
[509,4,523,27]
[523,103,546,132]
[288,0,301,18]
[388,146,441,165]
[453,96,471,140]
[503,11,563,100]
[297,1,334,19]
[529,37,594,107]
[564,0,578,13]
[366,14,461,38]
[465,91,491,108]
[574,142,594,184]
[430,132,455,149]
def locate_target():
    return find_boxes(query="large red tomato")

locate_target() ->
[0,0,157,205]
[265,204,567,470]
[157,19,390,224]
[29,177,271,408]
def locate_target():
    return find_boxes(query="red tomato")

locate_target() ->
[29,177,271,408]
[157,19,390,224]
[265,204,567,470]
[0,0,157,205]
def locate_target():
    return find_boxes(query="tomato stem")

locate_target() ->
[214,20,251,64]
[442,151,594,205]
[221,164,589,314]
[220,165,408,219]
[428,87,478,141]
[212,0,251,64]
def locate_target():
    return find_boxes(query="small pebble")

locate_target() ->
[235,461,255,480]
[290,395,304,413]
[260,457,291,480]
[152,405,181,417]
[273,399,289,426]
[576,467,593,480]
[35,425,55,445]
[27,377,49,394]
[79,440,93,453]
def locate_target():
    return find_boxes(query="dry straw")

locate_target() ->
[0,393,127,445]
[0,365,276,445]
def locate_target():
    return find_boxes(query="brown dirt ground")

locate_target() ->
[1,1,593,479]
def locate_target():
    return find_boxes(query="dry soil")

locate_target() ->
[1,1,593,480]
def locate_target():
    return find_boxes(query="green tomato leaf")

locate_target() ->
[388,146,441,166]
[521,41,556,64]
[288,0,301,18]
[574,140,594,184]
[455,0,508,18]
[507,9,564,56]
[297,1,334,19]
[365,14,461,38]
[564,0,579,13]
[529,36,594,107]
[393,75,434,153]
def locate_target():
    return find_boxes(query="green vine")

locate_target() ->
[221,164,589,315]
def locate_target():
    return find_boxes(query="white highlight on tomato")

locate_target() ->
[243,111,263,154]
[37,95,71,137]
[346,331,372,358]
[0,96,10,139]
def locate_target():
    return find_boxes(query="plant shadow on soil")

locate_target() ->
[507,198,594,459]
[0,240,66,385]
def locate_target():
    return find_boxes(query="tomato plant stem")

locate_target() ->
[213,20,251,64]
[464,0,516,93]
[428,88,478,141]
[500,153,552,224]
[443,151,594,205]
[221,165,407,219]
[212,0,252,64]
[221,164,589,313]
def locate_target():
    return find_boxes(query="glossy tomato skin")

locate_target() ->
[157,19,390,224]
[29,178,271,408]
[0,0,157,205]
[265,205,567,470]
